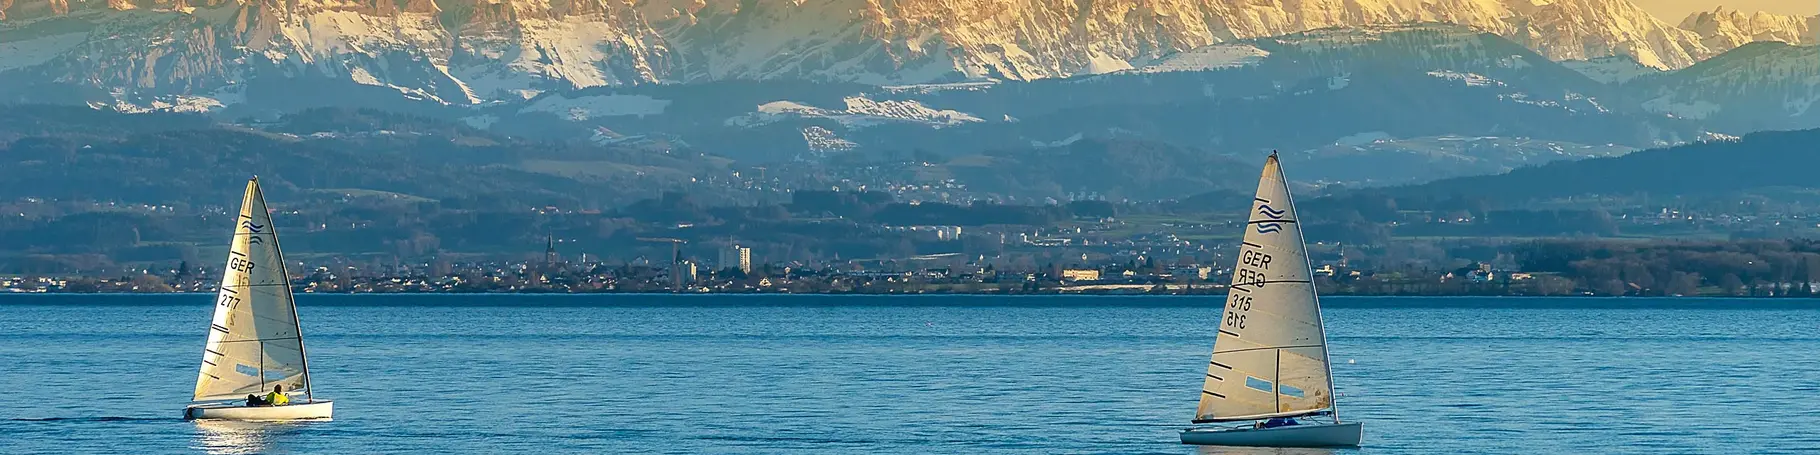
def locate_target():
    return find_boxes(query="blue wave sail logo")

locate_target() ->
[1254,203,1287,234]
[1256,204,1287,220]
[242,220,266,244]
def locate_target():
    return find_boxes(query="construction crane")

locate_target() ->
[637,237,686,291]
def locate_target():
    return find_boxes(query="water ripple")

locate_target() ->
[1,295,1817,453]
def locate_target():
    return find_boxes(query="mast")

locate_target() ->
[256,177,314,402]
[1265,153,1340,423]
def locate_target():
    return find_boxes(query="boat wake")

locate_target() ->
[8,416,173,422]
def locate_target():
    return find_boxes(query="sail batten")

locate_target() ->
[1194,154,1338,423]
[192,179,312,403]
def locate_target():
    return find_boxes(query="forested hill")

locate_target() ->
[0,106,724,209]
[1388,128,1820,201]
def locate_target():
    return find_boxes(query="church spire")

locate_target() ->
[544,233,559,265]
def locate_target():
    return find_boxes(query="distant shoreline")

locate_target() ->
[9,293,1820,312]
[5,291,1820,299]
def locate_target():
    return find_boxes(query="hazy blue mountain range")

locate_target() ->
[1382,128,1820,203]
[474,25,1744,184]
[0,105,1267,205]
[0,7,1814,191]
[0,106,732,209]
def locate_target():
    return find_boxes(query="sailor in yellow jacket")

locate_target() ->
[245,384,292,407]
[265,384,291,406]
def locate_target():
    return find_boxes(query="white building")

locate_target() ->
[720,244,752,274]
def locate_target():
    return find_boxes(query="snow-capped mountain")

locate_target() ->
[0,0,1808,111]
[646,0,1711,79]
[1678,7,1816,52]
[475,24,1697,164]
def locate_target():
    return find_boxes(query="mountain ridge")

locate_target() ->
[1678,7,1817,52]
[1,0,1811,109]
[1386,127,1820,202]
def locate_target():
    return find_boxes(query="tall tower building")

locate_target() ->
[720,244,752,274]
[545,234,560,266]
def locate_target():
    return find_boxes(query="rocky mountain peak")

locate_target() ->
[1678,6,1816,51]
[2,0,1814,110]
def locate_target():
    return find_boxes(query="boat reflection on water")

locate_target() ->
[1195,446,1348,455]
[190,419,324,455]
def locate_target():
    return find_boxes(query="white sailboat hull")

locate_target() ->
[1181,422,1362,447]
[184,400,333,421]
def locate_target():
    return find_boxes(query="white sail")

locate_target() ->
[193,178,312,403]
[1195,154,1335,423]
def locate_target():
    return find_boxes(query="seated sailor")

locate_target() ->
[246,384,291,407]
[1259,417,1300,429]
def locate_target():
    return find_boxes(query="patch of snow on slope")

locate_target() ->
[261,10,467,104]
[348,66,383,86]
[1564,92,1610,113]
[1084,52,1134,74]
[1499,93,1562,109]
[758,101,832,115]
[521,94,671,121]
[880,81,999,95]
[1698,131,1741,142]
[1135,45,1269,74]
[1560,57,1660,84]
[163,96,226,113]
[1031,133,1084,148]
[453,16,664,101]
[802,126,858,154]
[89,93,225,114]
[1334,131,1392,146]
[841,97,982,126]
[728,98,983,129]
[1426,70,1504,87]
[725,101,831,128]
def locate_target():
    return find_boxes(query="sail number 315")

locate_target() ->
[1225,250,1272,330]
[1224,294,1251,329]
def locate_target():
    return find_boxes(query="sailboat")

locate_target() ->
[183,177,333,421]
[1180,153,1361,447]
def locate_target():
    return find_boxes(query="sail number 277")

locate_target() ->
[217,293,242,309]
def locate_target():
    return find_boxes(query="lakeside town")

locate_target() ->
[10,194,1820,298]
[0,257,1544,296]
[7,235,1807,298]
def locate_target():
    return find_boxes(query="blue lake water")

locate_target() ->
[3,294,1819,454]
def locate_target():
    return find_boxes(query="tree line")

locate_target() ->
[1511,239,1820,296]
